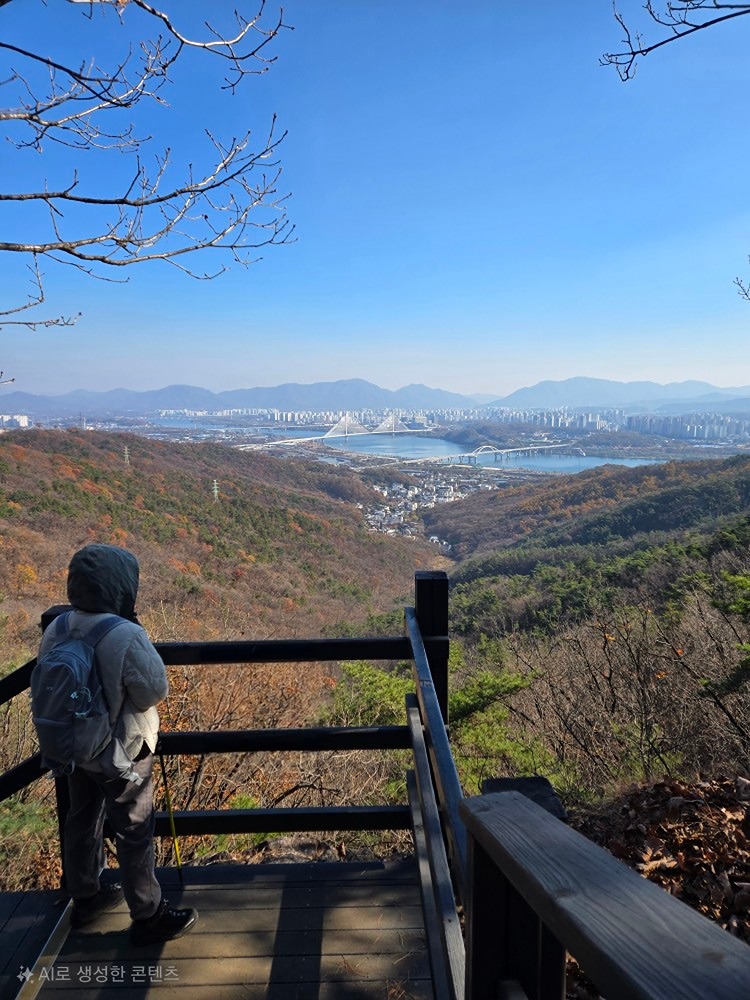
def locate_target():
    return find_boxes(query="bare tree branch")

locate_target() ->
[0,257,81,330]
[603,3,750,302]
[0,0,293,329]
[734,265,750,301]
[602,2,750,80]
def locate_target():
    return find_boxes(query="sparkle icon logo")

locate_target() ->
[17,967,33,984]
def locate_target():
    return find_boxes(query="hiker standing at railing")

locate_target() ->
[33,544,197,946]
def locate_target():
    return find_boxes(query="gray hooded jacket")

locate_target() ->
[38,545,168,774]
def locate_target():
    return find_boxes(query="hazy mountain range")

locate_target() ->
[1,377,750,418]
[0,379,475,417]
[499,377,750,410]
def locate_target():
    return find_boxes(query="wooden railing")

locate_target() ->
[2,569,749,1000]
[0,570,464,1000]
[461,791,750,1000]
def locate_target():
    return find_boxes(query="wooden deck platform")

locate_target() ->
[1,887,67,1000]
[6,860,433,1000]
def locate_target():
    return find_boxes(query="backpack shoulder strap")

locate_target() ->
[74,616,128,718]
[53,611,72,641]
[79,615,128,649]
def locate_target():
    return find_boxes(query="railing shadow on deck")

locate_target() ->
[1,569,749,1000]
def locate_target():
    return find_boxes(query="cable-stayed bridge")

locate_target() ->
[233,412,587,466]
[235,411,423,450]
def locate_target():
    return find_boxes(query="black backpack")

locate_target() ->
[31,612,125,776]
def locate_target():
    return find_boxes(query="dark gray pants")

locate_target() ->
[64,750,161,921]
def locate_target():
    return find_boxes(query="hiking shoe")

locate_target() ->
[130,899,198,946]
[71,882,125,928]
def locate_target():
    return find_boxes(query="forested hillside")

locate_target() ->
[0,429,445,887]
[433,459,750,942]
[0,429,438,663]
[2,434,748,935]
[424,456,750,558]
[422,457,750,807]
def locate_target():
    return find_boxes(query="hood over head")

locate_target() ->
[67,544,140,620]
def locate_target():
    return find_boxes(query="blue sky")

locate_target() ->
[2,1,750,398]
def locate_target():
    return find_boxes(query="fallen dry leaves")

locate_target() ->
[562,776,749,997]
[569,775,750,942]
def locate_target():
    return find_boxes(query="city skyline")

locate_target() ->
[2,2,750,396]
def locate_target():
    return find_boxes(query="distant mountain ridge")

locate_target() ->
[493,377,750,410]
[0,379,477,417]
[3,375,750,418]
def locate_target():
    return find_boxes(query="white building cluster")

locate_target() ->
[363,470,497,545]
[0,414,29,429]
[624,413,750,442]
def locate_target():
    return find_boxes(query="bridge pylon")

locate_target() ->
[325,413,369,437]
[374,412,410,434]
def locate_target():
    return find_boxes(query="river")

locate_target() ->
[322,434,659,472]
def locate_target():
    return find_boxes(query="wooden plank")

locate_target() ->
[148,876,418,893]
[61,927,428,961]
[76,904,428,936]
[152,860,418,887]
[464,835,510,1000]
[0,658,34,704]
[44,983,435,999]
[36,952,432,989]
[538,923,566,1000]
[0,633,411,705]
[177,882,419,905]
[26,856,432,998]
[0,891,25,932]
[0,891,64,971]
[15,902,74,1000]
[150,873,417,891]
[502,878,544,1000]
[0,890,65,999]
[461,792,750,1000]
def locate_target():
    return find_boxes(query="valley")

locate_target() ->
[1,429,748,942]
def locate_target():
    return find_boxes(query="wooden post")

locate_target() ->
[464,813,565,1000]
[414,571,449,723]
[464,832,510,1000]
[466,830,565,1000]
[41,603,71,633]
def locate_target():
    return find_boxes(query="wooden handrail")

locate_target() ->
[461,791,750,1000]
[405,606,467,904]
[158,725,411,755]
[0,638,412,707]
[407,696,465,1000]
[156,635,412,666]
